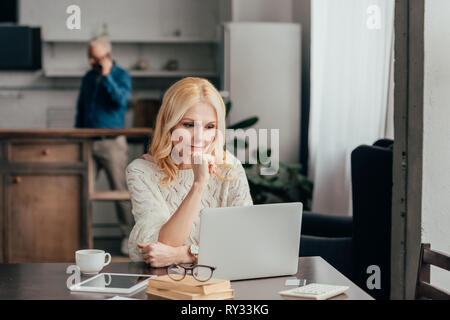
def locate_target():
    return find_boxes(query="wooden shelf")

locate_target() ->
[43,37,218,44]
[90,191,130,201]
[0,128,153,138]
[44,68,219,78]
[130,70,218,78]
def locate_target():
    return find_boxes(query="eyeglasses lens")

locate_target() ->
[167,265,185,280]
[193,266,213,281]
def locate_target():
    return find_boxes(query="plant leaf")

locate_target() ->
[225,101,232,118]
[228,117,259,129]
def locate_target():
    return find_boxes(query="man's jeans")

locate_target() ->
[92,135,134,237]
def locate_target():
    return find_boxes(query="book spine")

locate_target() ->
[148,281,203,294]
[148,280,231,295]
[146,287,234,300]
[147,287,195,300]
[202,282,231,295]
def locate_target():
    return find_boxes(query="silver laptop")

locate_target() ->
[197,202,303,281]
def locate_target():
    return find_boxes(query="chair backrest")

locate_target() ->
[351,140,393,300]
[373,139,394,149]
[415,243,450,300]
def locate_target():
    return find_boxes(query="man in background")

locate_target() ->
[75,37,133,256]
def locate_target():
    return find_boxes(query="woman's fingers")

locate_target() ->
[191,151,214,163]
[206,155,217,174]
[192,152,215,168]
[206,155,216,174]
[141,245,153,263]
[205,142,215,154]
[138,243,155,256]
[199,153,216,174]
[203,154,214,168]
[192,151,203,165]
[209,162,217,174]
[191,151,217,184]
[205,154,215,164]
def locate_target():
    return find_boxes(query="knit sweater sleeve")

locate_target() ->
[226,156,254,207]
[126,160,171,262]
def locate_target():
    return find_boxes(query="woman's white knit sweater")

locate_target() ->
[126,152,253,262]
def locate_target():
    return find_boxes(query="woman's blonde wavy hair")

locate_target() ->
[149,77,236,186]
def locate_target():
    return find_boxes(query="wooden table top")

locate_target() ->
[0,128,153,139]
[0,257,373,300]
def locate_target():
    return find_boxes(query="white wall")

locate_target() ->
[20,0,218,41]
[231,0,293,22]
[224,0,302,164]
[422,0,450,292]
[225,23,301,164]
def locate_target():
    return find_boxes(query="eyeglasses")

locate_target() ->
[166,264,216,282]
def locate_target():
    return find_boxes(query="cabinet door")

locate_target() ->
[7,174,81,262]
[9,142,81,163]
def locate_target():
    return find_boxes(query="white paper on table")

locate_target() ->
[285,279,300,286]
[107,296,140,300]
[284,279,307,286]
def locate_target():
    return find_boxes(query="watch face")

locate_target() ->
[191,245,199,255]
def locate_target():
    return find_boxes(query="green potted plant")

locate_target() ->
[225,101,313,209]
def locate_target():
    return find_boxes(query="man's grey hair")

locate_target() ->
[88,37,112,54]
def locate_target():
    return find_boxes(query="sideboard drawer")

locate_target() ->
[9,142,82,163]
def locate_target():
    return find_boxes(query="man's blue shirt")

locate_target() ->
[75,62,132,129]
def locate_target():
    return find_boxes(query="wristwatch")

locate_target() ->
[189,244,199,264]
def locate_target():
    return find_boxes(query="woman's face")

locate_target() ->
[171,102,218,161]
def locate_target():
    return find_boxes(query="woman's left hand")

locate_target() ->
[137,242,178,267]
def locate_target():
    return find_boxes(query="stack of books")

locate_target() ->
[146,275,234,300]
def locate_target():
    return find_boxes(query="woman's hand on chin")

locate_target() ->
[137,242,190,268]
[191,151,216,186]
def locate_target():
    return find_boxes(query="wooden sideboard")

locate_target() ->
[0,129,152,263]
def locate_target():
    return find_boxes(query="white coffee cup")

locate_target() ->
[75,249,111,274]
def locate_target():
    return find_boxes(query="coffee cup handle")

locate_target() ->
[104,253,111,267]
[105,273,112,286]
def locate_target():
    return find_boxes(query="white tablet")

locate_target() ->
[69,273,156,294]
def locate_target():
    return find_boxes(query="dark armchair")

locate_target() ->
[299,139,393,300]
[300,212,353,279]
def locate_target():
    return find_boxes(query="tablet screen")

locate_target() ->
[79,273,152,289]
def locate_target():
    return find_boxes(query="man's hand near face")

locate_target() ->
[100,56,113,76]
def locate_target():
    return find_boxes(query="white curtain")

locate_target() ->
[309,0,395,216]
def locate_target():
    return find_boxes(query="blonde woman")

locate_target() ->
[126,77,253,266]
